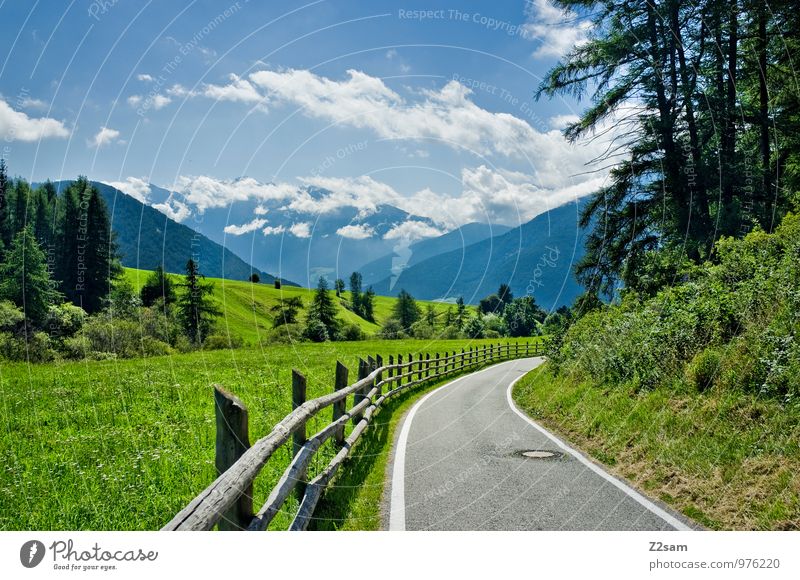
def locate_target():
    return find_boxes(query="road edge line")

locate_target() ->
[388,359,521,531]
[505,372,694,531]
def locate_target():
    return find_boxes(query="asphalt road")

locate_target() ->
[388,357,694,531]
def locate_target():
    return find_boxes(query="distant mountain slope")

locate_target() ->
[171,186,439,287]
[48,181,292,284]
[361,222,512,286]
[369,200,588,310]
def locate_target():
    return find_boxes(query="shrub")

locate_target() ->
[0,331,56,362]
[410,320,435,339]
[266,323,305,344]
[686,348,722,392]
[463,316,485,339]
[45,303,86,338]
[0,301,24,331]
[202,334,244,351]
[379,319,406,340]
[339,323,365,342]
[439,325,463,339]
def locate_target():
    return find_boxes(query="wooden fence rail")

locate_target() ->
[162,340,543,531]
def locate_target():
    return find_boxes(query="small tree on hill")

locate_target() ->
[392,289,421,332]
[349,271,363,315]
[304,277,339,341]
[271,296,303,327]
[0,227,62,327]
[497,283,513,309]
[455,296,467,329]
[249,273,260,283]
[361,286,376,322]
[334,278,345,297]
[140,265,175,307]
[177,258,220,344]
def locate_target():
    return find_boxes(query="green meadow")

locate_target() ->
[0,337,539,530]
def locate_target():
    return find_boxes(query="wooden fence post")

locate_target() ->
[388,354,394,389]
[425,353,431,378]
[407,354,413,384]
[376,354,383,395]
[214,386,253,531]
[292,370,307,499]
[332,361,348,446]
[354,358,368,423]
[398,354,404,385]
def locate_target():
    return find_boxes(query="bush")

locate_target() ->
[379,319,406,340]
[439,325,463,339]
[45,303,86,338]
[339,323,365,341]
[0,301,24,331]
[483,313,507,336]
[0,331,56,362]
[266,323,305,344]
[410,320,435,339]
[463,316,485,339]
[686,348,722,392]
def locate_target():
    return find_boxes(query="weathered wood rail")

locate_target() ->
[162,341,543,531]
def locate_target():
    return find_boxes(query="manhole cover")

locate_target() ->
[517,450,563,459]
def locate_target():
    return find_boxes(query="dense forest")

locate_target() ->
[535,0,800,403]
[538,0,799,299]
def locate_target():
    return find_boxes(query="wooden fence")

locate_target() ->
[162,340,543,531]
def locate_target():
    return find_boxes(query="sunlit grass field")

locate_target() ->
[124,268,466,343]
[0,337,539,530]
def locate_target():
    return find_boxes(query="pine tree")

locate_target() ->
[271,296,303,327]
[362,286,376,322]
[425,303,436,327]
[56,178,84,306]
[304,276,339,341]
[140,265,175,307]
[392,289,421,332]
[455,296,466,330]
[349,271,363,316]
[0,227,62,327]
[178,258,220,344]
[82,183,121,313]
[334,278,345,297]
[0,159,10,253]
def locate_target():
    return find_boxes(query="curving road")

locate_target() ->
[387,357,695,531]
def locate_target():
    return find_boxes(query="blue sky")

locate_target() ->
[0,0,602,234]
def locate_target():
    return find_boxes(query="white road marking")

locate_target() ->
[505,374,693,531]
[388,359,520,531]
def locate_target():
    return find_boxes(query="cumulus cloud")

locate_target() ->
[104,176,151,203]
[0,98,69,141]
[224,218,268,235]
[262,225,286,236]
[523,0,592,59]
[128,93,171,110]
[383,220,444,242]
[137,73,155,82]
[152,199,191,222]
[289,222,312,238]
[89,126,122,148]
[19,97,47,110]
[336,224,375,240]
[173,175,298,212]
[549,113,580,129]
[203,74,263,104]
[254,205,268,215]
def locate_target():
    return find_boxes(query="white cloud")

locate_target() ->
[523,0,592,59]
[173,175,298,212]
[383,220,444,242]
[151,198,192,222]
[19,97,47,110]
[89,126,121,148]
[137,73,155,82]
[0,98,69,141]
[203,74,263,104]
[104,177,151,203]
[262,225,286,236]
[224,218,268,235]
[336,224,375,240]
[254,205,269,215]
[385,49,398,59]
[128,93,171,110]
[549,113,580,129]
[289,222,311,238]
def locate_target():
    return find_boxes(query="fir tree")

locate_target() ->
[177,258,220,344]
[304,276,339,341]
[392,289,421,332]
[140,265,175,307]
[0,227,62,327]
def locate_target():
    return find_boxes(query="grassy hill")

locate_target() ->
[124,268,470,343]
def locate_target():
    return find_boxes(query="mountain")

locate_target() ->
[47,181,292,284]
[360,222,512,286]
[153,185,441,287]
[369,200,589,310]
